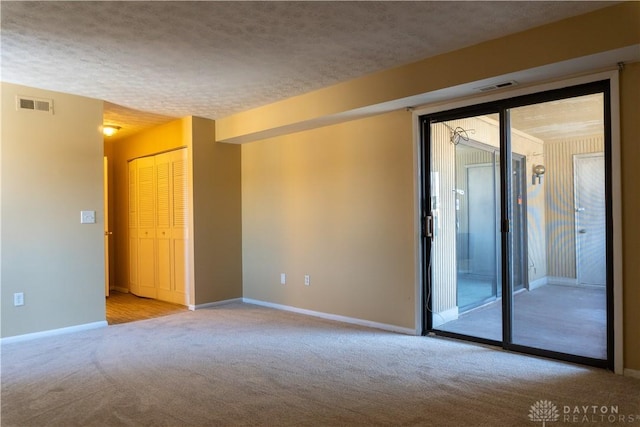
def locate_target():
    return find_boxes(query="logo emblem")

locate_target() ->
[529,400,560,426]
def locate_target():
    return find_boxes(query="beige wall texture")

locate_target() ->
[242,111,416,328]
[620,61,640,370]
[190,117,242,305]
[1,82,105,338]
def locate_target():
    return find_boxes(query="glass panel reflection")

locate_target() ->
[509,94,607,360]
[430,115,502,342]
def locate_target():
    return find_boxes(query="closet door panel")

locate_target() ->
[129,149,188,304]
[128,160,139,294]
[137,237,156,298]
[155,154,171,230]
[173,238,188,298]
[171,149,188,302]
[155,152,173,294]
[136,157,157,298]
[156,238,172,292]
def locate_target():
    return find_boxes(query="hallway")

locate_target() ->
[106,291,187,325]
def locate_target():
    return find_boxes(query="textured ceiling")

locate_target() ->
[510,93,604,141]
[1,1,616,140]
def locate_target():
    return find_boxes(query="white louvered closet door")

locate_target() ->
[136,156,158,299]
[156,149,188,304]
[128,148,188,305]
[155,153,172,296]
[128,160,139,295]
[170,150,188,304]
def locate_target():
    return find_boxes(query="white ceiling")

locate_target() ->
[510,93,604,141]
[1,1,619,140]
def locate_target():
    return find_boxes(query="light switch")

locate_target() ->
[80,210,96,224]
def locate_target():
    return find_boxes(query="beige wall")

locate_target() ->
[620,62,640,370]
[1,83,105,338]
[242,111,416,328]
[190,117,242,304]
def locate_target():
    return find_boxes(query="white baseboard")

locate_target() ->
[547,276,578,286]
[243,298,418,335]
[189,297,243,311]
[0,321,108,345]
[528,277,548,290]
[624,368,640,379]
[432,306,459,328]
[530,277,605,289]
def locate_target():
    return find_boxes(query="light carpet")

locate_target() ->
[1,302,639,426]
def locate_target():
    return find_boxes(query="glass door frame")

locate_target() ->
[420,80,614,370]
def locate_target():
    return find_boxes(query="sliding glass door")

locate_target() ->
[509,94,608,361]
[427,114,502,342]
[422,82,612,368]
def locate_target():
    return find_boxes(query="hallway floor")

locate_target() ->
[106,291,188,325]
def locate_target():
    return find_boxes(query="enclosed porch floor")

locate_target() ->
[437,284,607,360]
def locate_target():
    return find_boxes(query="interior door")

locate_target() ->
[574,153,606,286]
[136,156,157,298]
[155,152,173,296]
[170,150,189,304]
[129,149,189,305]
[467,163,497,278]
[128,160,139,295]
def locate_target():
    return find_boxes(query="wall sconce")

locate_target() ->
[533,164,546,185]
[103,125,121,137]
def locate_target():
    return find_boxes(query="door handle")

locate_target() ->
[104,231,113,236]
[576,207,586,212]
[578,229,587,234]
[425,215,434,240]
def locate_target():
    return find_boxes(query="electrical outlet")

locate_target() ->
[280,273,286,285]
[14,292,24,307]
[304,275,310,286]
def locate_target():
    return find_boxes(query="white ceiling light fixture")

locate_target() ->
[103,125,121,137]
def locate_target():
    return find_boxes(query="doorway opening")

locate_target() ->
[106,291,186,325]
[103,146,191,325]
[421,81,612,368]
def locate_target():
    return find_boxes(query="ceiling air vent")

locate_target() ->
[16,95,54,114]
[477,80,518,92]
